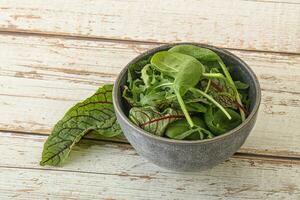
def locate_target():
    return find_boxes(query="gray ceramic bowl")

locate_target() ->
[113,43,261,171]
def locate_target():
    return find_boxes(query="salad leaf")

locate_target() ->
[170,44,246,121]
[129,106,184,136]
[204,107,242,135]
[40,84,122,166]
[169,44,221,62]
[165,116,213,140]
[234,81,249,90]
[128,57,151,89]
[151,51,205,127]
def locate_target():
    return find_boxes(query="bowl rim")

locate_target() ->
[113,42,261,144]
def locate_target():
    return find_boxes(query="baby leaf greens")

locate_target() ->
[165,117,213,140]
[150,51,231,128]
[169,45,246,121]
[40,44,251,167]
[40,84,122,166]
[129,106,184,136]
[204,107,242,135]
[124,44,250,140]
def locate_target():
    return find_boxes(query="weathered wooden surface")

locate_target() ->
[0,0,300,53]
[1,0,300,199]
[0,131,299,200]
[0,34,299,158]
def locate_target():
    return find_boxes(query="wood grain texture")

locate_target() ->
[0,0,299,53]
[0,131,299,200]
[0,34,300,157]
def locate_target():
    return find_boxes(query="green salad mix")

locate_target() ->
[40,45,250,166]
[123,45,249,140]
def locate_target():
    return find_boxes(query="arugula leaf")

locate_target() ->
[141,64,154,87]
[122,85,140,107]
[128,57,151,89]
[40,84,122,166]
[129,106,184,136]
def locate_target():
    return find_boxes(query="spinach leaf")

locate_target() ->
[150,51,184,77]
[173,61,203,95]
[189,88,232,120]
[234,81,249,90]
[239,90,251,111]
[169,44,221,62]
[40,84,122,166]
[151,51,231,127]
[124,45,250,140]
[169,44,246,121]
[165,116,213,140]
[186,102,207,113]
[129,106,184,136]
[204,107,242,135]
[151,51,205,127]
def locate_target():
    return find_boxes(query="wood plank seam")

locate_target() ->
[1,129,299,161]
[0,33,299,158]
[0,30,299,56]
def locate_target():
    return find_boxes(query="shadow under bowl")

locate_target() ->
[113,43,261,171]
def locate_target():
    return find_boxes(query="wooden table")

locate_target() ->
[0,1,300,199]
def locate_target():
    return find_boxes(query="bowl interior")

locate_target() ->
[114,43,261,141]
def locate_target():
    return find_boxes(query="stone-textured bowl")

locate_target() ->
[113,43,261,171]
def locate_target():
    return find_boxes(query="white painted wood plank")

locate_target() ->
[1,92,299,157]
[0,34,299,157]
[246,0,300,3]
[0,0,299,53]
[0,132,299,200]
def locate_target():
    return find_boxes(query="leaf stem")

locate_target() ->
[204,79,211,93]
[174,89,194,128]
[174,127,202,140]
[153,82,173,90]
[202,73,226,79]
[198,129,204,140]
[190,88,231,120]
[217,60,246,121]
[165,94,177,100]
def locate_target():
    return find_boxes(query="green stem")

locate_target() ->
[198,129,204,140]
[174,127,202,140]
[165,94,176,100]
[217,60,246,121]
[184,97,208,104]
[190,88,231,120]
[153,82,173,90]
[206,132,214,139]
[204,79,211,93]
[202,73,226,79]
[174,89,194,128]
